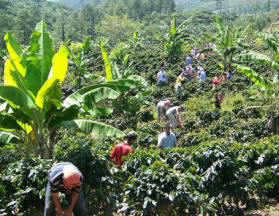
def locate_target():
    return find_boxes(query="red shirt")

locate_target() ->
[212,77,220,85]
[110,142,133,166]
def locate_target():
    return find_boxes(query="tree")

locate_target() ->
[15,6,41,44]
[156,17,189,62]
[215,18,247,72]
[95,15,142,44]
[0,21,140,159]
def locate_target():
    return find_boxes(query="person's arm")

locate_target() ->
[158,135,164,149]
[64,191,80,216]
[51,193,63,216]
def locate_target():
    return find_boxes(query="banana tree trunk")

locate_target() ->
[48,130,56,159]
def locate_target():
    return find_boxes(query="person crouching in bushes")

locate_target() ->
[157,100,171,122]
[212,75,221,90]
[175,72,186,93]
[44,162,88,216]
[110,131,138,166]
[215,93,223,109]
[158,123,176,150]
[166,105,185,128]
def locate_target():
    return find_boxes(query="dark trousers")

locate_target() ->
[44,183,88,216]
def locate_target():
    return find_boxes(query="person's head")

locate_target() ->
[62,166,81,189]
[164,100,171,106]
[163,123,172,135]
[126,131,138,144]
[178,105,185,112]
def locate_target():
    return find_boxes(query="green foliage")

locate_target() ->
[157,17,188,61]
[215,17,247,71]
[0,156,51,214]
[0,21,132,159]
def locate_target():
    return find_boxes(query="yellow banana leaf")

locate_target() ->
[4,33,26,78]
[35,45,68,109]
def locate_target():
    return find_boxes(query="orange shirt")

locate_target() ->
[110,142,133,166]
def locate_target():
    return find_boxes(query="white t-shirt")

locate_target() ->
[158,132,176,149]
[166,106,179,116]
[157,101,165,108]
[157,70,166,82]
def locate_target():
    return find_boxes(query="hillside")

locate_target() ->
[176,0,278,13]
[49,0,103,7]
[1,0,279,215]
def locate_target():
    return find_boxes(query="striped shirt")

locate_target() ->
[49,162,83,194]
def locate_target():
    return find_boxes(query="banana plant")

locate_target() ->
[234,32,279,91]
[0,21,139,159]
[215,18,247,72]
[100,41,148,87]
[67,35,91,89]
[155,17,189,62]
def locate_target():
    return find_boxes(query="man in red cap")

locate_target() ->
[44,162,87,216]
[110,131,138,166]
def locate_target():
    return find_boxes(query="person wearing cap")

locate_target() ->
[166,105,185,128]
[44,162,87,216]
[157,100,171,122]
[158,124,176,150]
[110,131,138,166]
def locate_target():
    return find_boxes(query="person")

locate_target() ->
[166,105,185,128]
[44,162,88,216]
[191,48,198,58]
[221,72,227,84]
[157,100,171,122]
[175,72,185,92]
[215,93,223,109]
[110,131,138,166]
[186,55,193,66]
[157,69,167,87]
[158,123,176,150]
[185,65,195,81]
[200,52,205,60]
[198,66,206,82]
[212,75,220,90]
[227,71,232,81]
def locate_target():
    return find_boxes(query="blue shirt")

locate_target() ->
[186,56,192,66]
[200,71,206,81]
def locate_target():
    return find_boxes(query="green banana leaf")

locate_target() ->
[36,20,54,86]
[56,119,125,138]
[48,105,80,128]
[63,81,137,108]
[236,52,279,72]
[0,114,22,131]
[83,87,120,107]
[100,41,113,81]
[0,86,36,109]
[87,107,113,117]
[0,132,19,146]
[233,64,270,89]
